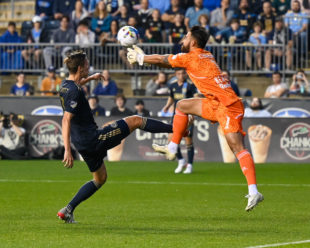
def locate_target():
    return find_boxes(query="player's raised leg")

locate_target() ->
[225,132,264,211]
[124,115,173,133]
[153,98,203,160]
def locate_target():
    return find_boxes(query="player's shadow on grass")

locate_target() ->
[65,224,263,236]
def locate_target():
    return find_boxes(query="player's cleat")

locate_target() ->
[57,207,76,223]
[183,164,192,174]
[245,192,264,211]
[175,160,186,174]
[152,144,176,160]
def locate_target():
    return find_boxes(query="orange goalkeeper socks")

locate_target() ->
[237,149,257,186]
[171,109,188,145]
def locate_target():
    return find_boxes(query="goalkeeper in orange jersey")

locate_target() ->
[127,26,264,212]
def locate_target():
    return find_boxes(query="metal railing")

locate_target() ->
[0,42,308,74]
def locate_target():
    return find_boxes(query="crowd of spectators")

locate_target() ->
[0,0,309,102]
[0,0,309,69]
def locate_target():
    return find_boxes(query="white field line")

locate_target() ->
[0,179,309,187]
[246,239,310,248]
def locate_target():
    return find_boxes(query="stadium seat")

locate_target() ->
[42,20,60,42]
[21,20,33,41]
[43,20,60,30]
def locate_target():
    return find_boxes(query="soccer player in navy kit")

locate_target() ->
[57,51,175,223]
[156,68,198,174]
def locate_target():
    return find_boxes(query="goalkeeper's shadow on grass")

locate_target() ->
[59,224,219,235]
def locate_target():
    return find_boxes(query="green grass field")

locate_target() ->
[0,160,310,248]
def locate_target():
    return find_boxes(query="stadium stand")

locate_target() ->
[0,0,309,98]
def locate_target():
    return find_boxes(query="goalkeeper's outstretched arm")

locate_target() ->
[127,45,172,68]
[143,54,172,68]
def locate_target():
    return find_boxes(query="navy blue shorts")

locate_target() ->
[79,119,130,172]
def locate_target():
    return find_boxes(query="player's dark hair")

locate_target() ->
[64,50,87,74]
[190,26,209,49]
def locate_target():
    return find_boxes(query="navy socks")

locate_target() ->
[176,146,183,160]
[140,117,173,133]
[67,180,100,213]
[187,144,194,164]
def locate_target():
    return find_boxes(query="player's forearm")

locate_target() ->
[143,54,172,68]
[80,75,95,86]
[62,117,72,152]
[165,97,174,109]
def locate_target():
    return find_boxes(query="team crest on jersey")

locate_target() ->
[110,122,118,128]
[70,101,77,108]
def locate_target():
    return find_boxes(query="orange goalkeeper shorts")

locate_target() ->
[201,97,245,136]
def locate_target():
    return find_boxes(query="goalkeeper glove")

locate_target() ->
[127,45,145,66]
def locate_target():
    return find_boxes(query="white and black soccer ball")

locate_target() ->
[117,26,139,47]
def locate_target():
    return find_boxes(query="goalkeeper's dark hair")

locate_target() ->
[190,26,209,49]
[63,50,87,74]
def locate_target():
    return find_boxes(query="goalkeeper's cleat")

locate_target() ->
[183,164,192,174]
[152,144,176,160]
[245,192,264,212]
[57,207,76,223]
[175,159,186,174]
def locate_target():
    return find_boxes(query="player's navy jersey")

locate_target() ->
[59,80,98,151]
[169,81,197,104]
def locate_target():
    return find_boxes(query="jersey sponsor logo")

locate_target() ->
[214,75,231,89]
[31,105,63,116]
[280,122,310,160]
[29,119,63,156]
[272,108,310,118]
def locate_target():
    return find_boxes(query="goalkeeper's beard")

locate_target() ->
[181,43,190,53]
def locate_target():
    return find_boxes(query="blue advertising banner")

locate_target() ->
[24,116,310,163]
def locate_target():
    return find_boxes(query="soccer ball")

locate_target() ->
[117,26,139,47]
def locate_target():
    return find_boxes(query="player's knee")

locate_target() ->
[124,115,142,130]
[175,101,184,111]
[94,174,107,186]
[176,100,189,113]
[228,142,244,154]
